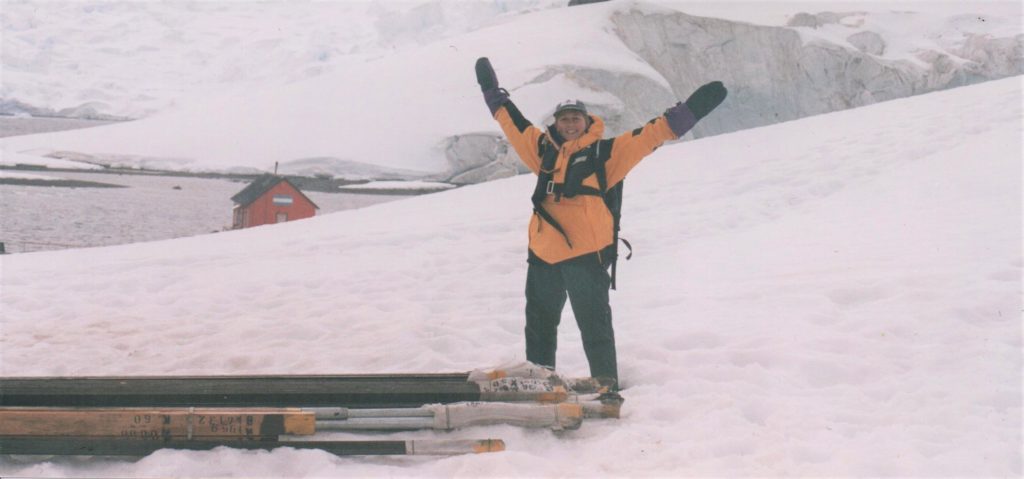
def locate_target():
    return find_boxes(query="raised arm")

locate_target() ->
[476,57,545,174]
[605,81,728,186]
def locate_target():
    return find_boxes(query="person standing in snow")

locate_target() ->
[475,57,726,388]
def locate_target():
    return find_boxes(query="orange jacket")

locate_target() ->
[494,103,678,264]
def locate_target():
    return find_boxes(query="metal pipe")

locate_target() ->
[347,408,434,418]
[314,417,435,431]
[307,407,434,420]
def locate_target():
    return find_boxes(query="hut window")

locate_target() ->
[272,194,293,205]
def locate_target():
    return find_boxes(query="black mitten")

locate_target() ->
[684,81,727,121]
[475,57,509,115]
[665,81,727,137]
[475,57,499,91]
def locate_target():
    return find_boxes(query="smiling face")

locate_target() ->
[555,111,589,142]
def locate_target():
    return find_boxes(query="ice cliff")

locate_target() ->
[443,6,1022,184]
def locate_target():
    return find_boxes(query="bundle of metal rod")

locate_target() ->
[0,366,623,459]
[0,373,613,408]
[0,436,505,457]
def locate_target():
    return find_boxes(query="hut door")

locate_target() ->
[276,212,288,223]
[232,206,245,229]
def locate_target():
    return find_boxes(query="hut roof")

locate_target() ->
[231,174,319,209]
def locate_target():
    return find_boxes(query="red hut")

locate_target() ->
[231,174,318,229]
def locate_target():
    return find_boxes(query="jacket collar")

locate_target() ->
[546,115,605,154]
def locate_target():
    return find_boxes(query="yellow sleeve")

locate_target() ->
[494,103,544,175]
[605,116,677,187]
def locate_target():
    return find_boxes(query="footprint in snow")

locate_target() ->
[825,285,893,307]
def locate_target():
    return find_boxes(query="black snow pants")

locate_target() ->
[525,252,618,384]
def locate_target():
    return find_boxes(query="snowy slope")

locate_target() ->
[1,77,1020,477]
[2,1,1019,179]
[0,0,563,119]
[2,0,658,175]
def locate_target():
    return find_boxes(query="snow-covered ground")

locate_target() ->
[0,170,61,181]
[1,76,1019,477]
[0,116,121,138]
[0,149,102,170]
[340,180,457,192]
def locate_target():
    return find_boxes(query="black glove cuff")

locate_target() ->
[484,88,510,115]
[664,102,697,137]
